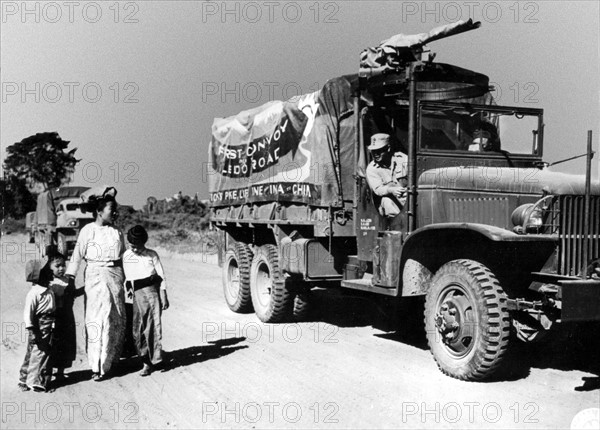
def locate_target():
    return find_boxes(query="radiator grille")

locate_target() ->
[548,195,600,276]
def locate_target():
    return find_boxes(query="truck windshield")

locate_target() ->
[419,104,542,156]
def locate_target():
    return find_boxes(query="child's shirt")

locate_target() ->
[48,276,69,309]
[123,248,168,291]
[23,285,56,329]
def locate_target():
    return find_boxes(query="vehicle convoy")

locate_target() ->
[35,186,93,257]
[208,21,599,380]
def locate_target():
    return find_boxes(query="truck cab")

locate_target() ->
[356,101,545,262]
[34,186,92,257]
[54,197,94,255]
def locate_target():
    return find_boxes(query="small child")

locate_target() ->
[19,259,56,392]
[123,225,169,376]
[46,253,80,381]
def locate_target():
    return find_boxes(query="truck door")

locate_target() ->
[356,174,383,261]
[355,106,409,262]
[356,105,414,290]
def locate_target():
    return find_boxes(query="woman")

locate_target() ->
[66,188,126,381]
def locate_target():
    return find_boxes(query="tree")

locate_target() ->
[3,132,79,192]
[0,175,36,218]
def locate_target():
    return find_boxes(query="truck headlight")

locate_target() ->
[525,208,543,230]
[512,202,547,233]
[511,204,532,227]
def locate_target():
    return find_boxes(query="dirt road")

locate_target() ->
[1,233,598,429]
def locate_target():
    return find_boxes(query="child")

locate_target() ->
[46,252,80,381]
[123,225,169,376]
[19,259,56,392]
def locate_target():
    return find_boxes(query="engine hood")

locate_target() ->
[418,167,600,196]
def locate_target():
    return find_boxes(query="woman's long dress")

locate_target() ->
[66,223,126,376]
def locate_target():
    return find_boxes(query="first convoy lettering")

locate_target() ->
[212,107,308,179]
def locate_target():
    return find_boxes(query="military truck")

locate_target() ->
[208,21,599,380]
[35,186,93,257]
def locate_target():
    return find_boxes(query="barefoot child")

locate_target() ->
[47,252,80,381]
[19,259,56,392]
[123,225,169,376]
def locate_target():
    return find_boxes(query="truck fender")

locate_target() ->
[399,223,557,296]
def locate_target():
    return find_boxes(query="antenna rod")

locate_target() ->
[582,130,593,277]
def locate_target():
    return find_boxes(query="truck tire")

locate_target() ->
[250,244,292,323]
[292,289,311,321]
[57,233,67,256]
[424,259,511,381]
[222,242,254,313]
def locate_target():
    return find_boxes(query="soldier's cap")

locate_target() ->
[368,133,390,151]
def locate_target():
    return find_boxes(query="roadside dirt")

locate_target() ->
[1,233,598,429]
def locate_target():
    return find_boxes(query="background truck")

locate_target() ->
[208,21,599,380]
[25,211,37,243]
[35,186,93,257]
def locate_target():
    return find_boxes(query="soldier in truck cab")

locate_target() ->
[366,133,408,220]
[468,119,500,152]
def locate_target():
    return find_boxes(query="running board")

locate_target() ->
[341,279,398,297]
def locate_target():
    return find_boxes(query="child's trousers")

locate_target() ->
[133,285,163,366]
[19,314,54,390]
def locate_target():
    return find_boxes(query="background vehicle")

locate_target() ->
[25,211,37,243]
[35,186,93,257]
[208,21,599,380]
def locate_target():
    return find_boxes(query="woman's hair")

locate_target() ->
[87,194,117,218]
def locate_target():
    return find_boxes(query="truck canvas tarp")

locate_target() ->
[36,186,90,225]
[209,74,357,208]
[209,64,491,208]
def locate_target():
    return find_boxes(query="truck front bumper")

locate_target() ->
[559,279,600,322]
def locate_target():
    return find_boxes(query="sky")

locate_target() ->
[1,0,599,209]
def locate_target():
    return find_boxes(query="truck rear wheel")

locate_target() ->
[250,244,292,323]
[424,259,511,381]
[223,242,254,313]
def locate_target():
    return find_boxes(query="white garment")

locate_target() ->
[123,248,168,291]
[23,285,56,329]
[66,223,126,276]
[48,276,69,309]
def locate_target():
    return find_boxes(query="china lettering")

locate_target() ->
[251,183,313,198]
[210,183,317,202]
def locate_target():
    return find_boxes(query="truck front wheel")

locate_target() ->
[250,244,292,323]
[424,259,511,381]
[223,242,254,313]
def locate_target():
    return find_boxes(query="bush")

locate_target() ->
[0,217,26,235]
[117,195,212,251]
